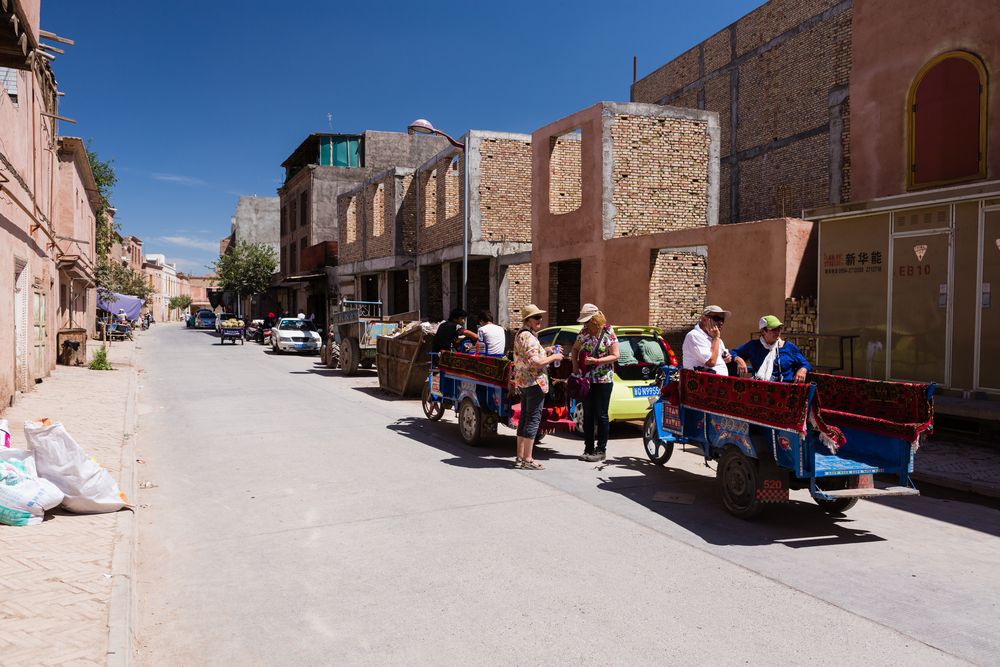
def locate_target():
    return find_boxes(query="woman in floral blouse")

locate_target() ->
[511,304,564,470]
[571,304,620,462]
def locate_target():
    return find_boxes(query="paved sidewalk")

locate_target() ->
[914,435,1000,498]
[0,339,139,666]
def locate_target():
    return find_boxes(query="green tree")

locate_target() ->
[213,241,278,303]
[95,260,156,303]
[86,144,119,259]
[169,294,193,311]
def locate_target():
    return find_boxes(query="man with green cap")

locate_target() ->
[731,315,811,383]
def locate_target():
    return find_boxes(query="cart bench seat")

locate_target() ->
[818,408,932,444]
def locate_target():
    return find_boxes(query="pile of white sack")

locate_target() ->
[0,418,127,527]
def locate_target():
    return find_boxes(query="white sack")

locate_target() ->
[0,450,64,526]
[23,421,125,514]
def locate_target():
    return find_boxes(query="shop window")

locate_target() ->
[908,51,987,189]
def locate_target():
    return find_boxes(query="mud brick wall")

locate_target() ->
[631,0,852,225]
[784,295,818,361]
[548,136,582,215]
[339,195,361,263]
[611,114,710,237]
[400,174,418,255]
[649,248,708,351]
[479,138,532,243]
[418,155,465,253]
[504,263,533,328]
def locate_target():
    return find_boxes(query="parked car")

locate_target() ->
[270,318,321,354]
[215,312,238,333]
[194,309,217,329]
[536,324,679,433]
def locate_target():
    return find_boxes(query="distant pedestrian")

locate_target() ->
[511,304,563,470]
[476,310,506,356]
[570,304,620,462]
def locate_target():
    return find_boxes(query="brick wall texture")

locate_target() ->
[337,171,416,264]
[649,249,708,350]
[631,0,852,225]
[611,114,710,237]
[418,155,465,254]
[784,295,818,360]
[479,138,532,243]
[505,263,533,327]
[548,136,582,215]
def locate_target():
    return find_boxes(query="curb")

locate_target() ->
[107,343,140,666]
[912,471,1000,500]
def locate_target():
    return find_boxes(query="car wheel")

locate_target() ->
[272,339,281,354]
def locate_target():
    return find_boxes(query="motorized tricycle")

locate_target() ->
[642,368,935,518]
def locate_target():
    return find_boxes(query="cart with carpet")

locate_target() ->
[422,351,575,446]
[642,369,935,518]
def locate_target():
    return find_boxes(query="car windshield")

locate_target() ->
[617,335,666,366]
[278,319,316,331]
[198,312,214,318]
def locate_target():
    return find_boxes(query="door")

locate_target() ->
[13,262,28,391]
[33,288,47,379]
[978,209,1000,390]
[889,232,951,383]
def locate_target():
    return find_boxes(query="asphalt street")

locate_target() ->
[135,324,999,665]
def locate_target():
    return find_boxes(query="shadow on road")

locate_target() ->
[352,386,408,402]
[594,454,888,548]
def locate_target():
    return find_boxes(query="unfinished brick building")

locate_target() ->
[338,130,534,328]
[531,101,816,347]
[631,0,851,225]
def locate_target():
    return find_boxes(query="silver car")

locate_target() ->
[270,318,321,354]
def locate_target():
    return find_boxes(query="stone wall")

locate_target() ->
[611,114,710,237]
[649,248,708,350]
[631,0,852,224]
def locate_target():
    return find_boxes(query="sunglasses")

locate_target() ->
[710,315,726,323]
[529,315,543,321]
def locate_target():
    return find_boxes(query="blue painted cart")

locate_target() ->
[642,369,935,518]
[422,352,574,446]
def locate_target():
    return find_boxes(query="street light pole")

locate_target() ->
[409,119,469,310]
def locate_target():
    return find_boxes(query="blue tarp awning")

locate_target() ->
[97,292,144,320]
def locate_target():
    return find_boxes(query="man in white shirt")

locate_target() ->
[476,310,507,356]
[682,305,733,375]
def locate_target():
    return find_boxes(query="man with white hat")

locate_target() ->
[682,305,732,375]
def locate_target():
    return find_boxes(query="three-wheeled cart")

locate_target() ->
[328,300,413,375]
[643,369,934,518]
[422,351,575,445]
[220,325,244,345]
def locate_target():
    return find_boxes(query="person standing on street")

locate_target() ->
[682,305,732,375]
[571,304,620,462]
[511,304,563,470]
[476,310,506,356]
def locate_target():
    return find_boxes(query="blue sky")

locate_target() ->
[44,0,760,274]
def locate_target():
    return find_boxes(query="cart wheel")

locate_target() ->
[340,338,361,376]
[572,401,584,435]
[360,358,374,370]
[717,447,764,519]
[643,411,674,465]
[422,384,444,421]
[458,399,483,446]
[814,475,861,515]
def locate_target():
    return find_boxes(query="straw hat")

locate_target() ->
[521,304,546,320]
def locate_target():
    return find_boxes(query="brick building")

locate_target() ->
[336,130,534,328]
[530,101,815,347]
[276,131,449,318]
[109,233,143,274]
[631,0,852,226]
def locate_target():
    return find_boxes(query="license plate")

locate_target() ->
[633,385,660,398]
[295,343,305,348]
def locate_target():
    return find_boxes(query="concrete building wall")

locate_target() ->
[0,47,60,410]
[232,196,279,256]
[631,0,852,224]
[848,0,1000,200]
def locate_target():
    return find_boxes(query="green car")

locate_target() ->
[536,325,679,433]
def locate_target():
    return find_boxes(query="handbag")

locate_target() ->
[567,328,608,401]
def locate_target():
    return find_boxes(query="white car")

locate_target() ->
[270,318,321,354]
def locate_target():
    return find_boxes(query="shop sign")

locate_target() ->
[823,250,883,275]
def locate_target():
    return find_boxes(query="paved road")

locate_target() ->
[136,324,998,665]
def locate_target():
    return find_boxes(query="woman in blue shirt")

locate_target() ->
[732,315,811,383]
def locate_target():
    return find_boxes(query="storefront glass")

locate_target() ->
[889,231,950,382]
[979,209,1000,390]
